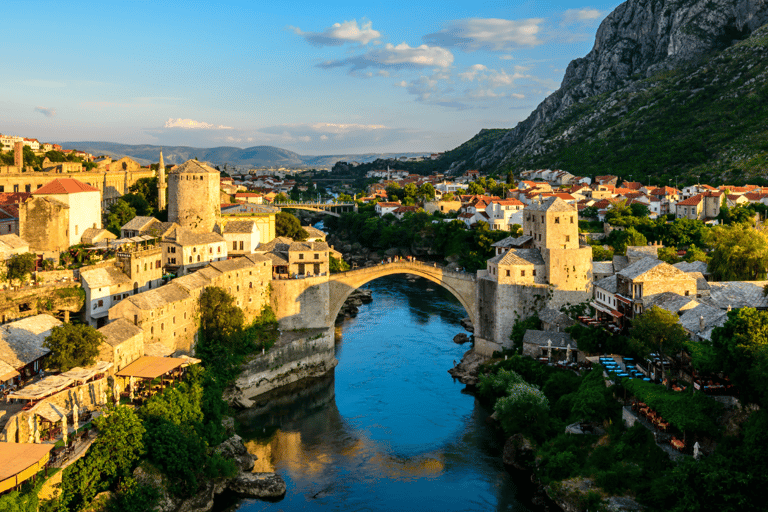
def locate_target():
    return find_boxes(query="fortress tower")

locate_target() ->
[168,160,220,233]
[158,150,167,211]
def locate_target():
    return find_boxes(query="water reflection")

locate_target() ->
[227,276,536,512]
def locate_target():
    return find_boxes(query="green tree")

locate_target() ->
[466,181,485,195]
[705,307,768,406]
[329,255,350,273]
[657,246,681,264]
[61,407,145,511]
[592,245,614,261]
[629,306,689,386]
[706,223,768,280]
[141,381,204,426]
[403,183,418,198]
[275,212,309,240]
[630,203,650,218]
[121,193,152,217]
[581,206,598,218]
[417,182,435,201]
[105,199,137,236]
[128,177,159,212]
[6,252,36,285]
[198,287,244,341]
[43,323,104,371]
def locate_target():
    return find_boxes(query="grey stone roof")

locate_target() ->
[81,228,116,245]
[525,196,575,213]
[257,237,294,253]
[494,248,545,266]
[223,220,258,234]
[127,283,190,310]
[644,292,699,314]
[522,330,576,349]
[592,261,614,275]
[0,234,28,250]
[617,257,666,280]
[121,216,158,232]
[674,260,710,275]
[165,227,225,246]
[678,304,727,337]
[612,255,629,272]
[626,246,659,260]
[266,252,289,266]
[303,226,327,239]
[689,272,710,292]
[538,307,576,329]
[289,241,330,252]
[708,281,768,309]
[144,222,178,238]
[98,318,143,347]
[594,275,618,294]
[169,160,219,174]
[0,315,62,369]
[492,235,532,248]
[80,265,131,288]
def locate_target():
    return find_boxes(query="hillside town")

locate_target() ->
[0,133,767,511]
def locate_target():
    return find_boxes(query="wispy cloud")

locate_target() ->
[423,18,544,52]
[561,8,605,25]
[318,42,453,71]
[34,106,57,117]
[290,19,381,46]
[164,118,232,130]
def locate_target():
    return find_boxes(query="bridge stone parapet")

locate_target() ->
[274,202,357,217]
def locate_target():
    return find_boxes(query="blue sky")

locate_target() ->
[1,0,621,154]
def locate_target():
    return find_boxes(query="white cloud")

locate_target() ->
[290,19,381,46]
[511,93,525,99]
[458,64,488,82]
[423,18,544,51]
[499,55,513,60]
[164,118,233,130]
[561,8,605,25]
[318,43,453,71]
[34,106,56,117]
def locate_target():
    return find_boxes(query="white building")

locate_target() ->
[222,220,260,256]
[486,199,525,231]
[161,227,227,275]
[32,178,102,247]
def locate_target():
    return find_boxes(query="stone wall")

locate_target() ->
[231,328,336,404]
[20,197,70,252]
[546,246,593,292]
[2,376,110,443]
[271,276,330,330]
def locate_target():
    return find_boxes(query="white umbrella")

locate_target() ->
[566,343,572,362]
[73,404,79,434]
[33,417,40,444]
[694,442,701,460]
[547,339,553,360]
[129,376,135,401]
[61,414,67,446]
[27,415,35,444]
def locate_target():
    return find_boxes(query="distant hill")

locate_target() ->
[57,141,428,169]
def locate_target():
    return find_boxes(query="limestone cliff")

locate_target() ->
[449,0,768,176]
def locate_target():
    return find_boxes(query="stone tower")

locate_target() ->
[168,160,220,233]
[13,141,23,169]
[158,150,167,211]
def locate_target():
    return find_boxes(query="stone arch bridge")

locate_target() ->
[271,260,478,335]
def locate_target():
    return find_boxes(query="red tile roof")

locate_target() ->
[32,178,100,195]
[677,194,703,206]
[0,192,31,205]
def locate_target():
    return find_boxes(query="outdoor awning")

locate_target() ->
[0,361,19,382]
[8,375,73,401]
[31,402,68,423]
[0,442,54,494]
[59,361,113,383]
[116,356,187,380]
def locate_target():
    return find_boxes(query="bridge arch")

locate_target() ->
[328,262,477,329]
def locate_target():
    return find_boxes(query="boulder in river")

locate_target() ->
[448,348,488,386]
[502,434,536,470]
[453,333,470,345]
[460,317,474,333]
[228,472,287,499]
[215,434,256,472]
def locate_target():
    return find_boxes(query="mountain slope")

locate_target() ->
[445,0,768,182]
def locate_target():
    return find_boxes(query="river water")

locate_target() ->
[221,275,537,512]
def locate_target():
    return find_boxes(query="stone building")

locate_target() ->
[614,258,697,320]
[107,254,271,354]
[220,205,277,245]
[19,196,70,253]
[30,178,101,247]
[161,227,227,275]
[97,318,144,371]
[0,315,62,382]
[221,220,260,256]
[475,197,592,356]
[168,160,221,233]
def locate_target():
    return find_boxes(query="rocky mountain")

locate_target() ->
[58,141,427,169]
[446,0,768,183]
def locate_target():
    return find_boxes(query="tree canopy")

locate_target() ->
[198,286,245,341]
[6,252,36,284]
[105,199,137,236]
[275,212,308,241]
[43,323,104,371]
[706,223,768,280]
[629,306,689,383]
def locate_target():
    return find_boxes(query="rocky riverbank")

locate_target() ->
[133,429,286,512]
[336,288,372,322]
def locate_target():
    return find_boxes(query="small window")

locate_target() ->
[314,253,319,259]
[239,241,244,250]
[505,270,510,277]
[565,235,570,242]
[554,217,559,224]
[533,269,536,276]
[521,270,526,277]
[570,216,574,224]
[233,241,237,250]
[299,253,304,259]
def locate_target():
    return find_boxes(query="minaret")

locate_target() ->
[158,150,167,211]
